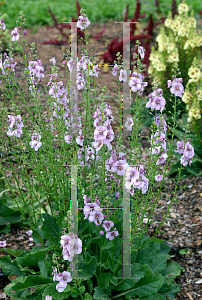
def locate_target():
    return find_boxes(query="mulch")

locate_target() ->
[0,20,202,299]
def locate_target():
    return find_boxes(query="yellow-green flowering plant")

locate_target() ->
[148,0,202,116]
[182,57,202,139]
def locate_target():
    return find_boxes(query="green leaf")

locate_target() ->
[1,248,24,257]
[179,248,190,255]
[159,242,171,255]
[115,273,165,298]
[0,203,21,226]
[4,277,30,300]
[115,264,149,291]
[78,253,98,279]
[93,286,110,300]
[136,243,161,264]
[102,240,114,250]
[146,253,168,273]
[162,261,184,285]
[31,246,48,255]
[71,287,82,298]
[0,224,11,233]
[40,213,62,244]
[97,272,118,291]
[140,293,166,300]
[38,255,48,278]
[28,286,46,300]
[42,282,71,300]
[5,275,52,299]
[84,292,93,300]
[0,255,24,278]
[16,250,45,268]
[159,282,180,299]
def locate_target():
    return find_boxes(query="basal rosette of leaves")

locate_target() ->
[0,9,191,300]
[148,0,202,117]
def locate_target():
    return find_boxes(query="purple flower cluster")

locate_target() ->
[83,195,118,241]
[28,59,44,95]
[146,88,166,113]
[150,115,169,180]
[167,77,184,98]
[29,133,42,151]
[67,55,100,89]
[128,71,148,95]
[0,19,6,31]
[52,269,73,293]
[174,140,194,166]
[124,165,149,194]
[60,232,82,262]
[51,232,82,293]
[7,114,24,138]
[105,149,129,176]
[91,102,115,152]
[77,14,91,30]
[11,27,20,41]
[0,52,17,76]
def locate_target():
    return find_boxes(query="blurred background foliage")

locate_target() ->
[0,0,202,30]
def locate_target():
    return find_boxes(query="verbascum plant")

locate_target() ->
[182,57,202,139]
[148,0,202,116]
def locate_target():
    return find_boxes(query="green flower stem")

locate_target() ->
[139,164,183,251]
[137,92,178,250]
[102,144,106,205]
[118,81,122,136]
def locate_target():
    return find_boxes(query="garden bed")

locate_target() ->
[0,20,202,299]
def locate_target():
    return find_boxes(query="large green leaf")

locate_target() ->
[1,248,24,257]
[38,255,52,278]
[40,213,62,244]
[77,253,98,279]
[5,275,52,299]
[0,255,24,278]
[162,261,185,285]
[159,282,180,299]
[115,264,150,291]
[0,203,21,226]
[97,272,118,291]
[145,253,168,273]
[114,273,165,298]
[16,250,46,268]
[135,242,161,264]
[93,286,110,300]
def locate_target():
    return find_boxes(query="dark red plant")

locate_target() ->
[101,1,152,77]
[42,1,85,45]
[124,4,129,22]
[155,0,161,14]
[42,0,107,45]
[171,0,178,19]
[102,34,153,65]
[143,14,154,37]
[130,0,146,36]
[94,27,106,40]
